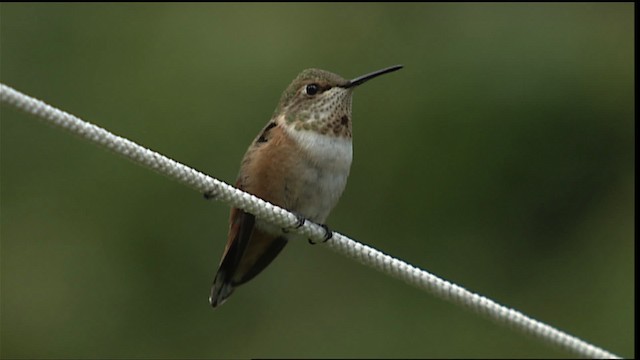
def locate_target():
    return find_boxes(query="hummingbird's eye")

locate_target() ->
[304,84,320,96]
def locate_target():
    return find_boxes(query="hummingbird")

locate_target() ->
[208,64,403,308]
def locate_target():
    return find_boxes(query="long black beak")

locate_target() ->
[343,64,403,88]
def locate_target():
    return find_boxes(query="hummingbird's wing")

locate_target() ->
[209,196,288,308]
[210,122,293,307]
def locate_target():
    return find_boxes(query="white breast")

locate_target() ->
[285,128,353,222]
[291,129,353,169]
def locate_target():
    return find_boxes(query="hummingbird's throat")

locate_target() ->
[288,88,353,138]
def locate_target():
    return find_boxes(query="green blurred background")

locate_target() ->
[0,3,634,358]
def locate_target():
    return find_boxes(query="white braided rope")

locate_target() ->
[0,83,620,359]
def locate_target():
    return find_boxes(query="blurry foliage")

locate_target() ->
[0,3,634,358]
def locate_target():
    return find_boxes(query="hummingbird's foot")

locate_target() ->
[203,189,218,200]
[282,213,306,233]
[294,214,307,228]
[308,224,333,245]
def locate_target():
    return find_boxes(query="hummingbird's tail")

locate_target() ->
[209,233,289,308]
[209,210,289,308]
[209,270,235,307]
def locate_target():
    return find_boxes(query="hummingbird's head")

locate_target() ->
[274,68,353,137]
[273,65,403,138]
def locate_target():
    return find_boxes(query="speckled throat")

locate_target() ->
[286,87,353,138]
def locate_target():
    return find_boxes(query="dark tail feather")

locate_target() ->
[210,235,243,307]
[209,211,254,308]
[209,234,289,307]
[209,210,289,308]
[209,269,235,307]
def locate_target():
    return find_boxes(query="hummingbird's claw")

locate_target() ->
[283,213,307,233]
[321,224,333,242]
[203,190,218,200]
[308,224,333,245]
[294,214,307,228]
